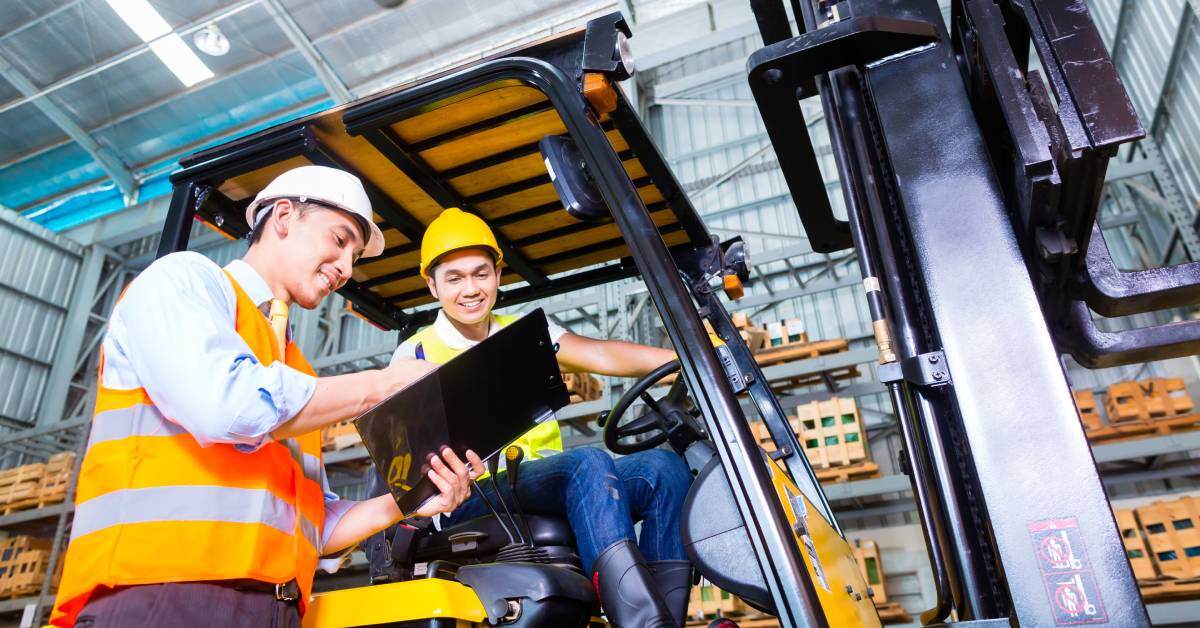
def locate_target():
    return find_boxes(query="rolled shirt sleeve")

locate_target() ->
[101,252,317,450]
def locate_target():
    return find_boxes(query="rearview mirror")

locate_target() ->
[539,135,610,222]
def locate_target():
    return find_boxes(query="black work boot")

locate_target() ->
[592,540,675,628]
[649,560,693,626]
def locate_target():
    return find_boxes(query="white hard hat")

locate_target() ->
[245,165,385,258]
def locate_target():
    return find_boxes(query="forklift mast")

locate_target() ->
[745,0,1196,625]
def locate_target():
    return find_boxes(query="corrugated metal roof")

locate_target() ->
[0,0,614,227]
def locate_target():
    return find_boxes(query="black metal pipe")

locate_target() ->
[157,181,199,258]
[824,62,955,624]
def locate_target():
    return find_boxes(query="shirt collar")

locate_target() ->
[432,309,502,350]
[225,259,274,307]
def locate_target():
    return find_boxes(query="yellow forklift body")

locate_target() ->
[767,457,883,627]
[302,578,488,628]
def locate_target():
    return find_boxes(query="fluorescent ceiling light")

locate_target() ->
[149,34,215,87]
[105,0,171,41]
[105,0,215,87]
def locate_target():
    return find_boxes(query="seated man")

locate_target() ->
[370,208,692,628]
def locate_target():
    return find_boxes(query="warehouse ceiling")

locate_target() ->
[0,0,616,229]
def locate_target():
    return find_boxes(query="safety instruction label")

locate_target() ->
[1028,517,1108,625]
[786,485,830,593]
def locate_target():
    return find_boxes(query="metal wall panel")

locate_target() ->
[0,211,82,426]
[1089,0,1200,219]
[1157,10,1200,208]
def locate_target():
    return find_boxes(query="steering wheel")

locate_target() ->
[602,360,697,455]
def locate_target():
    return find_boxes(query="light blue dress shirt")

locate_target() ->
[100,251,354,565]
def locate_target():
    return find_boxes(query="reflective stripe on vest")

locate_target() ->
[52,270,326,628]
[408,313,564,470]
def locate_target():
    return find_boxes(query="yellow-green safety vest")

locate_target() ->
[409,314,564,473]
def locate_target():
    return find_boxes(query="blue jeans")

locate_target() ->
[445,447,691,574]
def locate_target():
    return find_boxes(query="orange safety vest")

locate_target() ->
[52,271,326,627]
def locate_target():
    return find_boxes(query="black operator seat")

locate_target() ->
[413,514,579,569]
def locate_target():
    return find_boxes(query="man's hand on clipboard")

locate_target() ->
[410,447,484,518]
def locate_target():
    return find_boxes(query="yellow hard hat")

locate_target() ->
[420,208,504,278]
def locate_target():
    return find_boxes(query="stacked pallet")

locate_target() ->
[0,464,44,515]
[0,536,56,599]
[754,335,860,390]
[1073,378,1198,443]
[851,539,912,624]
[749,398,878,483]
[321,421,361,452]
[562,372,603,403]
[36,452,75,508]
[1116,497,1200,602]
[1106,378,1193,422]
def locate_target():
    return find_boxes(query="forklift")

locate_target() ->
[157,1,1196,626]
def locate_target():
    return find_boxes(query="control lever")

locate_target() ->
[469,459,515,546]
[488,455,525,545]
[505,446,536,546]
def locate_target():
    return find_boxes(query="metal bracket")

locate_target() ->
[877,351,951,387]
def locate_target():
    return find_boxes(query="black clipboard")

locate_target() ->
[354,309,570,515]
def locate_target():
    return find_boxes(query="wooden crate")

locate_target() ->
[1115,508,1157,580]
[1136,496,1200,579]
[687,582,749,621]
[852,539,888,604]
[562,372,603,403]
[739,326,767,354]
[765,318,809,349]
[1073,390,1103,432]
[796,398,868,469]
[320,421,361,452]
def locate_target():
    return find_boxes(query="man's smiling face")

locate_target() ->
[427,248,500,325]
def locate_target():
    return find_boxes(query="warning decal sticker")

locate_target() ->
[1027,517,1108,625]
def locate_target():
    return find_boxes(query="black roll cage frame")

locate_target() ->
[159,27,837,627]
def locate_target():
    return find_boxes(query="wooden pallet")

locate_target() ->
[1085,412,1200,444]
[814,460,880,483]
[754,338,849,369]
[0,464,45,514]
[875,601,912,623]
[1138,577,1200,603]
[32,452,76,510]
[0,538,55,599]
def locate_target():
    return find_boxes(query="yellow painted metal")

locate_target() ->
[302,578,488,628]
[766,456,883,627]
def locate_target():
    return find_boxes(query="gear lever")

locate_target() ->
[505,446,536,546]
[488,454,524,545]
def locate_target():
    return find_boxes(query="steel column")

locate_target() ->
[35,246,106,426]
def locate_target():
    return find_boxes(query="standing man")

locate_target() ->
[52,166,481,628]
[375,208,693,628]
